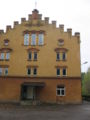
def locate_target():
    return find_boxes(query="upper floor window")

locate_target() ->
[27,68,31,75]
[57,68,60,76]
[28,52,32,60]
[24,34,29,45]
[31,34,36,45]
[33,68,37,75]
[4,68,8,75]
[34,52,37,60]
[6,53,10,60]
[0,53,4,60]
[62,52,66,60]
[56,53,60,60]
[0,68,2,76]
[62,68,67,76]
[56,86,65,96]
[38,34,44,45]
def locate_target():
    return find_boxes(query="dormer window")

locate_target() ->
[4,39,9,46]
[58,39,64,46]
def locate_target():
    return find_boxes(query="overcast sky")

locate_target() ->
[0,0,90,72]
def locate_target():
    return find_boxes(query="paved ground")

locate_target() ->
[0,102,90,120]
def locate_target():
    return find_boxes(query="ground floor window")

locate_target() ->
[56,85,65,96]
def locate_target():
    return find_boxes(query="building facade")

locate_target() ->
[0,9,82,104]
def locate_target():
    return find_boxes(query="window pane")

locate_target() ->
[0,53,4,60]
[31,34,36,45]
[63,68,66,76]
[28,52,32,60]
[4,68,8,75]
[38,34,44,45]
[0,68,2,75]
[33,68,37,75]
[24,34,29,45]
[27,68,31,75]
[6,53,10,60]
[57,53,60,60]
[57,68,60,76]
[57,90,60,95]
[61,89,65,95]
[34,52,37,60]
[62,52,66,60]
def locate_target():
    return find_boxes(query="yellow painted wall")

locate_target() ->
[0,10,81,77]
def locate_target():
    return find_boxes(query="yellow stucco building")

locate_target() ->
[0,9,82,104]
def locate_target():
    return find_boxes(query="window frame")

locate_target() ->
[31,34,36,46]
[38,33,44,45]
[62,68,67,76]
[62,52,66,61]
[24,34,29,46]
[33,68,37,75]
[27,68,31,75]
[57,68,60,76]
[0,53,4,60]
[56,86,65,96]
[6,53,10,60]
[34,52,37,61]
[4,68,8,75]
[28,52,32,60]
[56,52,60,60]
[0,68,2,76]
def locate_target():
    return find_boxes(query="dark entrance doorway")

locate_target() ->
[21,82,45,101]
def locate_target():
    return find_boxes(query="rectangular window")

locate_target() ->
[24,34,29,45]
[0,68,2,76]
[28,52,32,60]
[4,41,8,46]
[57,68,60,76]
[56,86,65,96]
[0,53,4,60]
[27,68,31,75]
[62,52,66,60]
[63,68,67,76]
[38,34,44,45]
[4,68,8,75]
[34,52,37,60]
[33,68,37,75]
[56,53,60,60]
[31,34,36,45]
[6,53,10,60]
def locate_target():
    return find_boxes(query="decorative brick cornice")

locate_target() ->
[27,48,40,52]
[0,48,13,52]
[55,48,68,52]
[55,65,68,68]
[26,65,38,68]
[23,30,45,34]
[0,65,9,68]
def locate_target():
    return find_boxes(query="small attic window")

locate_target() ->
[4,39,9,46]
[58,39,64,46]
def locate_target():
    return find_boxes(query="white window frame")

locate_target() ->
[38,34,44,45]
[56,53,60,60]
[6,53,10,60]
[28,52,32,60]
[57,68,60,76]
[31,34,36,45]
[24,34,29,45]
[27,68,31,76]
[62,52,66,60]
[4,68,8,75]
[62,68,67,76]
[33,68,37,76]
[56,86,65,96]
[0,53,4,60]
[0,68,2,76]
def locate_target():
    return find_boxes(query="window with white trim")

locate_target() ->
[57,68,60,76]
[38,34,44,45]
[62,52,66,60]
[4,68,8,75]
[6,53,10,60]
[33,68,37,75]
[62,68,67,76]
[0,53,4,60]
[27,68,31,75]
[31,34,36,45]
[56,86,65,96]
[0,68,2,76]
[56,53,60,60]
[28,52,32,60]
[24,34,29,45]
[34,52,37,60]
